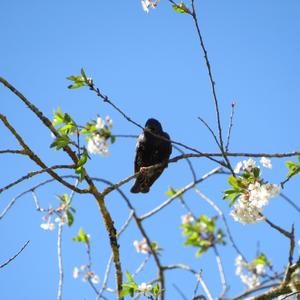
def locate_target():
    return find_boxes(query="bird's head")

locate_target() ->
[144,118,163,133]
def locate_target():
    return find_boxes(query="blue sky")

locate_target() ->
[1,1,300,299]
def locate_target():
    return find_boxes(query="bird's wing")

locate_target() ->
[163,132,172,160]
[134,133,146,173]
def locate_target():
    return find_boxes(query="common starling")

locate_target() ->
[130,118,172,193]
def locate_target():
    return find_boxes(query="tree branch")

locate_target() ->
[0,240,30,269]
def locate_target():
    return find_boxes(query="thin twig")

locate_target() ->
[263,216,293,239]
[0,240,30,269]
[0,149,26,155]
[173,145,197,182]
[0,164,75,195]
[197,116,221,149]
[132,254,151,278]
[213,246,228,299]
[225,101,236,152]
[190,1,235,175]
[280,193,300,214]
[163,264,214,300]
[172,283,189,300]
[57,223,63,300]
[140,167,222,221]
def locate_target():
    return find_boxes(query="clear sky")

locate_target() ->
[1,1,300,299]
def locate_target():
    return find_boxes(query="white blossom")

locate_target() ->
[231,198,264,224]
[260,157,272,169]
[181,213,194,224]
[243,158,256,172]
[133,239,150,254]
[240,274,260,289]
[55,215,67,225]
[91,274,100,285]
[40,222,55,231]
[235,255,245,276]
[138,282,152,296]
[255,264,265,276]
[198,221,208,232]
[231,182,280,224]
[141,0,159,13]
[95,117,104,130]
[87,134,109,155]
[105,116,113,128]
[234,161,243,174]
[73,267,80,279]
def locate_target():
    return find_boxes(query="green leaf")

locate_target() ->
[77,150,88,168]
[253,167,260,178]
[53,107,64,126]
[72,228,89,244]
[66,75,82,81]
[125,271,134,284]
[50,136,70,150]
[253,252,271,266]
[66,210,74,226]
[75,166,86,181]
[172,3,190,14]
[56,193,69,203]
[228,175,239,189]
[152,284,160,297]
[120,287,132,297]
[165,186,177,197]
[68,82,85,89]
[229,194,240,207]
[110,135,116,144]
[81,68,88,83]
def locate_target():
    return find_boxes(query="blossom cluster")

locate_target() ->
[86,116,113,155]
[226,158,280,224]
[73,265,100,284]
[40,213,67,231]
[235,254,269,289]
[133,238,151,254]
[138,282,153,296]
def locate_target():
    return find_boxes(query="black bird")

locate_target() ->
[130,118,172,193]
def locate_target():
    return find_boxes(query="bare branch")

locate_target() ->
[140,167,222,221]
[0,114,88,194]
[0,164,76,195]
[0,149,26,155]
[95,178,165,300]
[0,240,30,269]
[97,211,134,299]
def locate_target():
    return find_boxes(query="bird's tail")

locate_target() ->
[130,178,150,193]
[130,181,140,193]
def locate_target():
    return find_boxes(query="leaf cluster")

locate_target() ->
[182,215,225,257]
